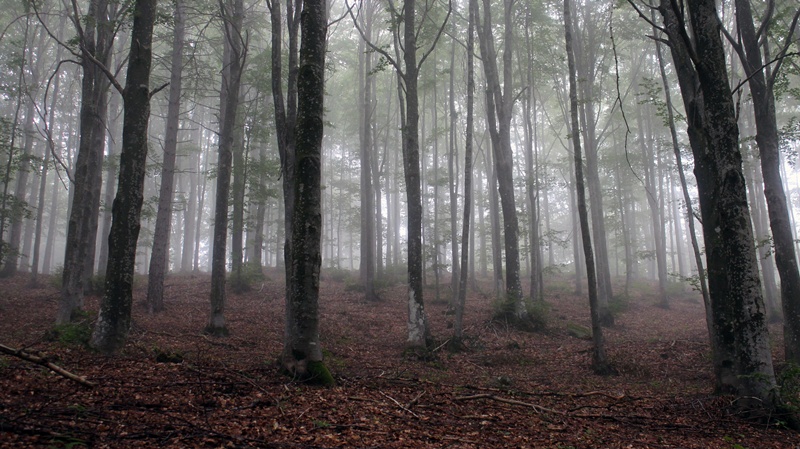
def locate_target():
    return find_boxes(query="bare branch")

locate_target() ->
[345,0,403,76]
[417,0,452,70]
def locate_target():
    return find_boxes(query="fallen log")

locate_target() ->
[0,343,95,388]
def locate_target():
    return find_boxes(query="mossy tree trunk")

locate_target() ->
[89,0,157,354]
[282,0,331,385]
[656,0,782,418]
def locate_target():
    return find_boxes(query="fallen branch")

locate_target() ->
[380,391,421,418]
[0,343,95,388]
[454,393,565,415]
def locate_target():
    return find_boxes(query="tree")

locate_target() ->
[358,0,377,301]
[267,0,300,316]
[475,0,524,317]
[730,0,800,365]
[454,0,476,343]
[55,0,114,324]
[89,0,158,353]
[650,0,785,418]
[282,0,331,384]
[349,0,450,348]
[208,0,246,336]
[565,0,611,375]
[147,0,186,314]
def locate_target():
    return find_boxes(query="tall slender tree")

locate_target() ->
[147,0,186,313]
[475,0,525,318]
[208,0,246,336]
[565,0,611,375]
[731,0,800,365]
[56,0,114,324]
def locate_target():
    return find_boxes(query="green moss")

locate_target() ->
[306,360,335,387]
[47,311,94,347]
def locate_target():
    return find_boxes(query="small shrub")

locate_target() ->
[49,265,64,289]
[778,363,800,412]
[48,311,95,347]
[491,296,549,332]
[609,295,629,315]
[229,262,265,293]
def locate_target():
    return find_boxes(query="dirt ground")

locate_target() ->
[1,270,799,448]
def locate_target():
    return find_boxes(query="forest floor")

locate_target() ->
[1,270,799,448]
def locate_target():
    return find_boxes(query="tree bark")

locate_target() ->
[734,0,800,365]
[476,0,524,317]
[565,0,611,375]
[657,0,782,417]
[207,0,245,336]
[282,0,329,383]
[89,0,157,354]
[454,0,476,342]
[57,0,113,324]
[147,0,185,313]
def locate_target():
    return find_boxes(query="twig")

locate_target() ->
[0,343,95,388]
[380,391,421,419]
[406,390,426,409]
[454,393,565,415]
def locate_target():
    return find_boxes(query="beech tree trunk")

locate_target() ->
[657,0,782,417]
[147,0,185,313]
[358,3,377,301]
[733,0,800,365]
[89,0,157,354]
[282,0,329,383]
[57,0,113,324]
[402,0,430,347]
[476,0,524,317]
[207,0,245,336]
[565,0,611,375]
[454,0,476,342]
[268,0,300,317]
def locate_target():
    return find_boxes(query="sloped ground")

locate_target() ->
[1,270,798,448]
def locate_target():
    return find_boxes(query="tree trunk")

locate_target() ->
[476,0,524,316]
[657,0,782,417]
[230,88,247,291]
[404,0,430,347]
[57,0,112,324]
[454,0,475,342]
[358,3,377,301]
[565,0,611,375]
[744,146,781,320]
[282,0,330,383]
[734,0,800,365]
[147,0,185,313]
[268,0,300,325]
[207,0,245,336]
[89,0,156,354]
[448,35,460,302]
[572,4,612,323]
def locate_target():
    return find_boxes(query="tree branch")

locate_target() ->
[0,343,95,388]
